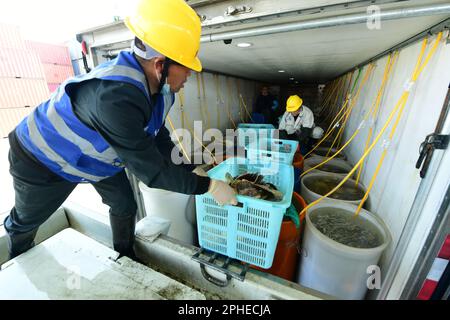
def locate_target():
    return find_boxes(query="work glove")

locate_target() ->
[192,166,208,177]
[208,179,238,206]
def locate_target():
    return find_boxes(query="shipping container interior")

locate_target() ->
[2,0,450,300]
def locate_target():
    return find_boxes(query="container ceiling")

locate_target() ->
[197,0,450,84]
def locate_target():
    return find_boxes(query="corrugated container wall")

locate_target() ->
[46,83,60,93]
[0,23,26,50]
[0,108,32,138]
[42,64,74,84]
[0,48,45,79]
[0,24,51,138]
[0,79,49,109]
[26,41,72,65]
[27,41,74,93]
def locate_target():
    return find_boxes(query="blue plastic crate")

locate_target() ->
[195,157,294,268]
[247,138,298,165]
[236,123,275,147]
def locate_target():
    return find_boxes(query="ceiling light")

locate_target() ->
[278,70,285,73]
[237,42,252,48]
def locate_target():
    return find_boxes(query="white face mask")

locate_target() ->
[157,71,172,96]
[160,83,172,96]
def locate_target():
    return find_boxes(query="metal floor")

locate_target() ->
[0,228,205,300]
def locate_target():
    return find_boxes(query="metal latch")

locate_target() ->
[192,248,249,287]
[225,5,252,16]
[416,133,449,178]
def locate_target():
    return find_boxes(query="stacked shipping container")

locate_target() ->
[27,41,74,93]
[0,23,75,138]
[0,23,49,138]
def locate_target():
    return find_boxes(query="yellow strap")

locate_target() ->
[239,94,253,123]
[355,32,443,215]
[307,66,372,161]
[355,52,398,185]
[196,73,206,124]
[304,97,350,158]
[166,115,191,163]
[201,72,211,129]
[299,34,441,217]
[323,76,345,124]
[235,79,245,123]
[323,75,349,131]
[177,87,218,164]
[300,91,407,216]
[214,74,221,128]
[226,77,237,127]
[302,61,381,177]
[318,79,339,117]
[327,64,374,156]
[178,88,186,132]
[178,89,194,136]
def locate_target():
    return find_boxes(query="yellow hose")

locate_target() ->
[201,73,211,129]
[166,115,191,163]
[177,89,194,136]
[178,88,186,132]
[323,76,346,124]
[302,55,396,180]
[175,89,218,164]
[299,34,441,217]
[354,32,443,216]
[318,79,339,118]
[226,77,238,126]
[235,79,245,123]
[355,52,398,185]
[326,65,374,156]
[196,73,206,124]
[240,94,254,123]
[300,93,407,216]
[307,65,372,161]
[214,74,221,129]
[304,99,351,158]
[223,76,236,129]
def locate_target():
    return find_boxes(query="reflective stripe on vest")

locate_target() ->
[15,51,173,183]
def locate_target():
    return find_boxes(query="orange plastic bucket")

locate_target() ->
[293,152,304,170]
[252,192,307,281]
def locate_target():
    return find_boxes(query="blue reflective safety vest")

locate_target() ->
[15,51,174,183]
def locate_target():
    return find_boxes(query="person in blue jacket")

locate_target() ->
[4,0,237,260]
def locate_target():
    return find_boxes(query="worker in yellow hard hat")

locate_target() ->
[5,0,237,262]
[279,95,315,153]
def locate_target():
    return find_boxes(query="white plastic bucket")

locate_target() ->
[297,202,391,299]
[300,172,370,210]
[311,147,347,160]
[304,156,353,177]
[138,182,197,245]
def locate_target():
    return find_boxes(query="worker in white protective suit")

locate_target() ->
[279,95,314,153]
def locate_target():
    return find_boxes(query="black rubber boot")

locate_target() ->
[6,228,39,260]
[109,213,139,262]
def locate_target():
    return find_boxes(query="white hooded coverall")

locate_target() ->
[279,105,314,135]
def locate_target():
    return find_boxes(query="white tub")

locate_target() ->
[138,182,197,245]
[310,147,347,160]
[304,156,353,177]
[297,202,391,299]
[300,172,370,210]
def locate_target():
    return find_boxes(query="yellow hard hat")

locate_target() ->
[286,95,303,112]
[125,0,202,72]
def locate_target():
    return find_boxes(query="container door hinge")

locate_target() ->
[416,133,449,178]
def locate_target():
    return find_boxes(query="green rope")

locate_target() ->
[350,68,362,95]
